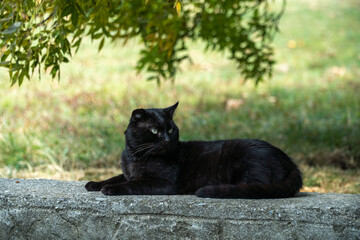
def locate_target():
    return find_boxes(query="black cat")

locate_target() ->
[85,102,302,199]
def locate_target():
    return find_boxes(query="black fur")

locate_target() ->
[85,102,302,199]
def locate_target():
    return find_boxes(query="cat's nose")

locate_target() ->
[164,133,170,142]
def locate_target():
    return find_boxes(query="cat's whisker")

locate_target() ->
[138,150,150,162]
[132,144,154,157]
[132,146,151,155]
[138,147,154,162]
[132,143,154,153]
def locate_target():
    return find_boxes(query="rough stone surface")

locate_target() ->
[0,178,359,240]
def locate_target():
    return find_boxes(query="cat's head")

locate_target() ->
[125,102,179,156]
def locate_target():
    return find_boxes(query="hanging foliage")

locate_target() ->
[0,0,285,86]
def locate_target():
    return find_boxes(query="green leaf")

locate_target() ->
[10,70,20,86]
[61,5,73,17]
[0,16,12,23]
[75,3,86,16]
[9,64,23,72]
[72,38,82,53]
[1,22,22,35]
[98,37,105,52]
[0,61,10,67]
[1,51,10,62]
[71,9,79,27]
[92,33,102,40]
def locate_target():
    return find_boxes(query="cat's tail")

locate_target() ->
[195,169,303,199]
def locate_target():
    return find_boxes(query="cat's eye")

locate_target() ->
[168,129,173,134]
[150,127,158,135]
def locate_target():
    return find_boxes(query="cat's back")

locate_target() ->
[178,138,282,155]
[177,138,293,167]
[178,140,224,155]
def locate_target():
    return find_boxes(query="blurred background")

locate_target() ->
[0,0,359,193]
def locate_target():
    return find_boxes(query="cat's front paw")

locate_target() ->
[85,181,102,191]
[101,184,130,195]
[101,185,115,195]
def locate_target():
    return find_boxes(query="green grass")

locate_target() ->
[0,0,359,193]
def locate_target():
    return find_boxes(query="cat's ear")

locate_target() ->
[131,108,147,122]
[164,102,179,119]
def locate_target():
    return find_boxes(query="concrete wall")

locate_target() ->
[0,178,359,240]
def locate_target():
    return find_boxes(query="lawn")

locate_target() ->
[0,0,359,194]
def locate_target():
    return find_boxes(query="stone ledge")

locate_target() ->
[0,178,359,240]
